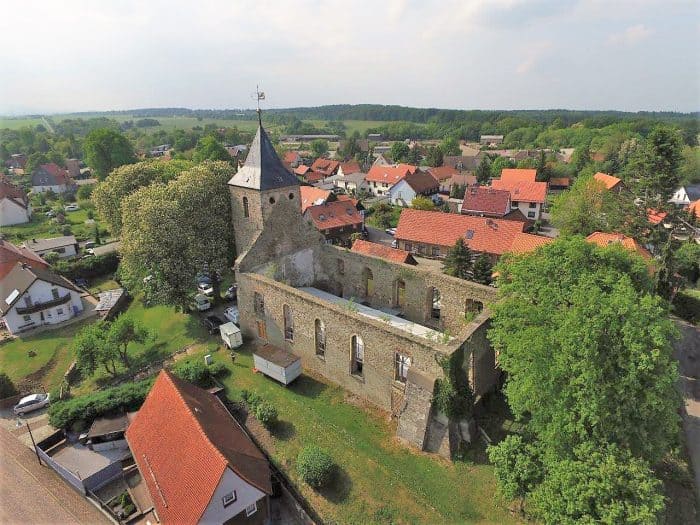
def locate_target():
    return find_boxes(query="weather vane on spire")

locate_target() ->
[255,85,265,125]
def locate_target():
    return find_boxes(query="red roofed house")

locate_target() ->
[427,166,460,193]
[351,239,417,265]
[303,199,364,246]
[0,180,31,226]
[507,232,554,255]
[0,240,49,279]
[585,232,652,260]
[299,186,332,213]
[338,160,361,177]
[491,169,548,221]
[310,158,340,177]
[293,165,310,178]
[460,186,511,218]
[126,371,273,525]
[31,163,75,194]
[365,164,417,196]
[395,208,526,260]
[687,200,700,220]
[388,170,439,207]
[283,151,302,168]
[593,172,624,193]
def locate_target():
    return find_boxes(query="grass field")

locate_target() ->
[2,205,104,244]
[203,345,518,525]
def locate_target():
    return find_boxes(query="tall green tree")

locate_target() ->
[475,155,491,185]
[73,321,116,377]
[310,139,329,159]
[471,253,493,285]
[389,141,410,163]
[192,135,232,163]
[83,128,136,179]
[440,136,461,156]
[120,161,235,309]
[107,315,150,369]
[93,159,192,234]
[443,238,472,279]
[535,150,550,181]
[487,237,680,522]
[425,146,443,167]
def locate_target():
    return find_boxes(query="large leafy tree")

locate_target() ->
[83,128,136,179]
[410,196,435,211]
[425,146,443,167]
[487,238,680,522]
[440,136,461,156]
[623,126,684,204]
[120,161,235,309]
[192,135,232,163]
[93,159,192,234]
[389,141,410,163]
[475,155,491,185]
[443,238,472,279]
[310,139,329,159]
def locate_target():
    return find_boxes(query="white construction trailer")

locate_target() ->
[253,344,302,386]
[219,322,243,349]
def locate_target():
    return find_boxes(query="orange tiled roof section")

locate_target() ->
[508,232,554,254]
[0,240,49,279]
[593,172,622,190]
[687,200,700,219]
[366,164,417,184]
[351,239,415,264]
[585,232,652,259]
[500,168,537,183]
[305,199,363,230]
[395,209,525,256]
[491,179,548,203]
[299,186,331,212]
[125,371,272,524]
[427,166,459,181]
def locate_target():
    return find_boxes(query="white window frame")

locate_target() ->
[221,490,237,507]
[245,502,257,517]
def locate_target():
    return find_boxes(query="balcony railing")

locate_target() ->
[16,294,71,315]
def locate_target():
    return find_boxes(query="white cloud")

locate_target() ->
[608,24,653,45]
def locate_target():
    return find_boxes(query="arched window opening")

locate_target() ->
[283,304,294,341]
[254,292,265,317]
[242,196,250,218]
[315,319,326,357]
[362,268,374,298]
[394,279,406,308]
[431,287,441,320]
[395,352,411,383]
[351,335,364,376]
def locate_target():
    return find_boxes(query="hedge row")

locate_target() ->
[54,252,119,280]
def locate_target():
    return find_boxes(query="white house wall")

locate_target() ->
[389,180,416,207]
[2,279,83,335]
[0,198,30,226]
[198,467,266,524]
[511,200,542,220]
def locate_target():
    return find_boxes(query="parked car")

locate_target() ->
[202,314,224,334]
[223,306,240,325]
[84,241,96,250]
[64,204,79,212]
[197,281,214,296]
[86,248,95,256]
[74,278,89,288]
[385,227,397,236]
[13,393,50,415]
[391,239,398,248]
[45,210,56,217]
[224,284,238,301]
[194,293,211,312]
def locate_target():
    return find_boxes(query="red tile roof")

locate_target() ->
[304,200,363,231]
[500,168,537,183]
[491,179,548,204]
[549,177,570,188]
[593,172,623,190]
[351,239,417,265]
[427,166,460,182]
[284,151,301,164]
[339,160,361,174]
[310,158,340,175]
[126,371,271,525]
[508,233,554,254]
[0,240,49,279]
[34,163,71,186]
[396,209,525,256]
[688,200,700,219]
[294,165,310,176]
[0,180,27,207]
[585,232,652,259]
[647,208,668,225]
[366,164,416,184]
[461,186,511,216]
[299,186,331,212]
[304,171,326,183]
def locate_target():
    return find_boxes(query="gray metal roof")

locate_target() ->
[0,262,81,315]
[23,236,76,252]
[228,125,300,191]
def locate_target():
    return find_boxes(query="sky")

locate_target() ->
[1,0,698,115]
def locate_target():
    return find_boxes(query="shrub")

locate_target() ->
[254,402,278,428]
[241,389,262,408]
[0,372,18,399]
[54,252,119,280]
[297,445,335,488]
[48,379,153,429]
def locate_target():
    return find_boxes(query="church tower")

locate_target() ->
[227,122,302,255]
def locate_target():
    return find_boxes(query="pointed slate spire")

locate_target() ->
[228,125,299,190]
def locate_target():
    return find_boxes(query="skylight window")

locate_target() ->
[465,230,474,240]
